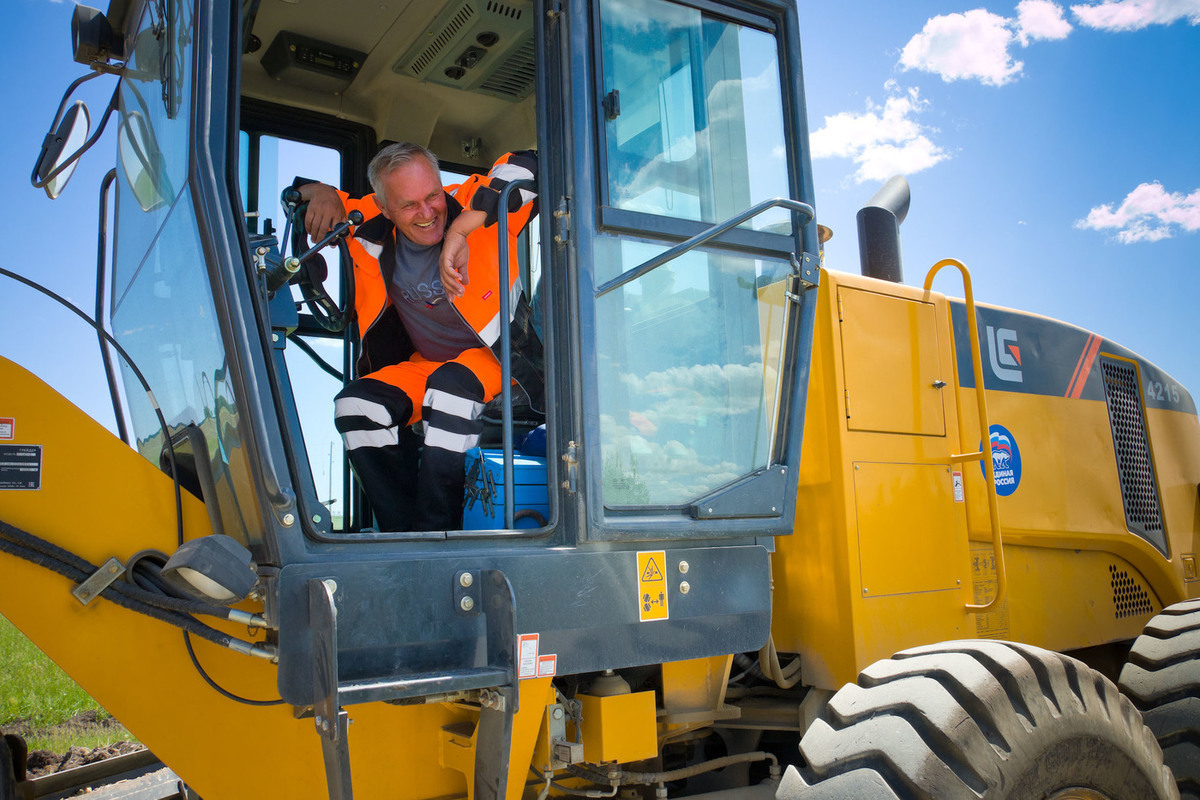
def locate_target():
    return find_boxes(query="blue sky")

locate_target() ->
[799,0,1200,402]
[3,0,1198,442]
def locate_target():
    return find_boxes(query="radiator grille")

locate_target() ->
[1101,357,1166,553]
[1110,564,1154,619]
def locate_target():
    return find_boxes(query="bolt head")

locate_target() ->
[680,581,690,595]
[459,572,474,588]
[678,561,689,574]
[460,596,476,612]
[282,513,295,526]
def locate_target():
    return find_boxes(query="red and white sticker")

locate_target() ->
[517,632,557,679]
[537,654,557,678]
[518,633,539,679]
[0,418,13,440]
[952,470,964,503]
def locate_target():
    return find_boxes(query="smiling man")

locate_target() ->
[298,143,541,531]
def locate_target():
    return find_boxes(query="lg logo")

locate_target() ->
[987,326,1023,383]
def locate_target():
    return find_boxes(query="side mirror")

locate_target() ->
[33,102,91,200]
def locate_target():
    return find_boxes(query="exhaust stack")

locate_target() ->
[856,175,910,283]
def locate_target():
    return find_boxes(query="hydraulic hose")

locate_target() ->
[570,751,780,788]
[0,520,273,659]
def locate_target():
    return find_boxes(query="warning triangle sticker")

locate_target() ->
[641,558,663,582]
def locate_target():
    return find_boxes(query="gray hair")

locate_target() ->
[367,142,440,205]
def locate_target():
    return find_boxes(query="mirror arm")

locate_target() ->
[46,69,107,133]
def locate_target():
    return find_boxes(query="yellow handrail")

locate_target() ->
[923,259,1007,613]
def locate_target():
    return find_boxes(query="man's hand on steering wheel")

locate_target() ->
[298,183,348,244]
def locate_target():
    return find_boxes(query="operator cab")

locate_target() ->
[228,0,814,538]
[237,1,545,534]
[64,0,818,551]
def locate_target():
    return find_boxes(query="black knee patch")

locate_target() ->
[425,362,485,401]
[334,378,415,433]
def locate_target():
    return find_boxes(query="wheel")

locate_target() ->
[777,640,1176,800]
[284,192,357,333]
[1119,599,1200,799]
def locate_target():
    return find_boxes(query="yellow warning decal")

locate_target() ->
[637,551,669,622]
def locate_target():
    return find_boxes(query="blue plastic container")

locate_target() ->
[462,447,549,530]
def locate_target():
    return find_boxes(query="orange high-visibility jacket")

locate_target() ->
[336,151,543,412]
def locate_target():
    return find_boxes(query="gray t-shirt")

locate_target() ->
[386,233,480,362]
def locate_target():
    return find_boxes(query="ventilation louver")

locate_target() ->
[1101,356,1167,554]
[1110,564,1154,619]
[393,0,535,101]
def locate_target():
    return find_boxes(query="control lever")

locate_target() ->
[294,209,364,268]
[276,187,360,333]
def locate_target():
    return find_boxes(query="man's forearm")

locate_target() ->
[447,208,487,239]
[298,182,349,239]
[440,209,487,298]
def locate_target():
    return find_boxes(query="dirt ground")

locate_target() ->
[2,710,144,778]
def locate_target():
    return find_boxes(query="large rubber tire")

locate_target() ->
[777,640,1176,800]
[1119,599,1200,799]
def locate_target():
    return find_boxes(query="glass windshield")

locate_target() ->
[593,0,795,511]
[599,0,788,251]
[595,238,791,507]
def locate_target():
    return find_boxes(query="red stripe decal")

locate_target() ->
[1066,334,1102,399]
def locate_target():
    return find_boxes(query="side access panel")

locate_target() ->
[771,272,973,690]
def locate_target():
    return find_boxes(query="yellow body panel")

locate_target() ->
[995,545,1160,648]
[0,357,554,800]
[773,269,1200,690]
[839,287,946,437]
[576,691,658,764]
[772,272,973,689]
[854,461,967,597]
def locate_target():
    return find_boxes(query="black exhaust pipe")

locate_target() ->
[856,175,910,283]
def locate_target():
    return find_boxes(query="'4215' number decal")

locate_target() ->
[1147,379,1181,404]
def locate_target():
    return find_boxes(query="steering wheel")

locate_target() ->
[282,187,358,333]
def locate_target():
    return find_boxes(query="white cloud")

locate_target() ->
[1016,0,1075,43]
[1071,0,1200,31]
[1076,182,1200,243]
[810,86,949,183]
[900,9,1025,85]
[900,2,1073,85]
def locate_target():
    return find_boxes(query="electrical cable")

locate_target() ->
[0,265,184,549]
[757,637,803,689]
[566,751,780,789]
[181,632,284,706]
[0,266,284,705]
[94,169,129,446]
[530,767,618,798]
[286,332,343,381]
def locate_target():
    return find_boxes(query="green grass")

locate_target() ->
[0,614,136,752]
[21,727,133,754]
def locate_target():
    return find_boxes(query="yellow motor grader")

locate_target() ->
[2,0,1198,798]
